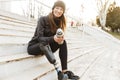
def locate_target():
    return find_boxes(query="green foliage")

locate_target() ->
[107,31,120,40]
[106,6,120,32]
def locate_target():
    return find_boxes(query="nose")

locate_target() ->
[57,9,62,12]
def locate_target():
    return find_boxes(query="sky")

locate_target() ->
[8,0,120,23]
[61,0,120,22]
[43,0,98,22]
[63,0,98,22]
[12,0,97,21]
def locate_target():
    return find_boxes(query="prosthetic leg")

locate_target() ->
[39,44,68,80]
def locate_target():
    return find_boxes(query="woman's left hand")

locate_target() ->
[54,35,64,44]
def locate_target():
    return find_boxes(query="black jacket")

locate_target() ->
[28,16,56,47]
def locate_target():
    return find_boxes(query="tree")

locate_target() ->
[95,0,114,29]
[96,16,101,27]
[106,6,120,32]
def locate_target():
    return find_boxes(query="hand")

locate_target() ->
[54,35,64,44]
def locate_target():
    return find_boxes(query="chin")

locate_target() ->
[54,14,62,18]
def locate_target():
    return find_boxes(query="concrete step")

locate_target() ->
[0,28,34,37]
[0,11,120,80]
[0,10,36,27]
[80,48,120,80]
[35,46,108,80]
[0,44,27,57]
[0,36,30,44]
[36,45,120,80]
[0,45,104,80]
[0,23,35,33]
[78,26,120,45]
[0,25,104,79]
[0,55,47,80]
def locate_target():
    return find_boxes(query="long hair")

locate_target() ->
[48,12,66,33]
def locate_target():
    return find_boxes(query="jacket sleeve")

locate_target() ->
[36,16,54,44]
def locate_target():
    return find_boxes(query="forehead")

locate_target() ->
[54,6,63,9]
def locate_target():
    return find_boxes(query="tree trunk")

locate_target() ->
[96,0,114,29]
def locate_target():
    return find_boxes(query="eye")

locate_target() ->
[60,8,63,11]
[55,7,63,11]
[55,7,59,9]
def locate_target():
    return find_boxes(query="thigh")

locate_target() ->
[27,43,43,55]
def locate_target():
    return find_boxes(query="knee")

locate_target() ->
[27,46,34,55]
[27,46,43,55]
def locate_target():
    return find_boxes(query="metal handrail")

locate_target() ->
[0,0,51,18]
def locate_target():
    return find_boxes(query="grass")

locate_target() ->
[106,31,120,40]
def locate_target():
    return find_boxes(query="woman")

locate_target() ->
[27,1,79,79]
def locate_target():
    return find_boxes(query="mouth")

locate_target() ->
[55,12,62,17]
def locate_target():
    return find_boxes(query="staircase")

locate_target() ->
[0,10,46,80]
[0,10,120,80]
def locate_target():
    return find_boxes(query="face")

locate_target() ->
[53,6,64,18]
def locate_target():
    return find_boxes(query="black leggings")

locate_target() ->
[27,40,68,70]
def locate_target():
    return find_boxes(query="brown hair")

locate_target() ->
[48,12,66,33]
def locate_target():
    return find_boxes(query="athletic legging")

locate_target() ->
[27,40,68,70]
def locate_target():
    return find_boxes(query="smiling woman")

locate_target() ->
[53,6,64,17]
[52,1,65,18]
[27,0,80,80]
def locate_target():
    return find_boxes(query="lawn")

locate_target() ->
[107,31,120,40]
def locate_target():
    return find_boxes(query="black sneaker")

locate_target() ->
[58,71,68,80]
[64,71,80,80]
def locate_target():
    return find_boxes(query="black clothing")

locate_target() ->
[27,16,68,70]
[28,16,55,47]
[64,71,80,79]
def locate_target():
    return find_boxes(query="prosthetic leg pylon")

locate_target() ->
[40,44,68,80]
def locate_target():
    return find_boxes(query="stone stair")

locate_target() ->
[0,11,120,80]
[0,11,44,80]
